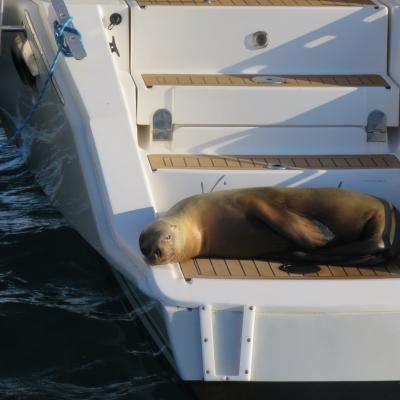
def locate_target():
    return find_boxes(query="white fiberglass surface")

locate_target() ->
[251,311,400,381]
[137,83,399,127]
[131,5,388,75]
[147,168,400,213]
[147,126,392,155]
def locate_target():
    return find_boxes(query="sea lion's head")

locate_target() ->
[139,220,180,265]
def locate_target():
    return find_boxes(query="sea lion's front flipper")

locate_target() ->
[248,198,335,249]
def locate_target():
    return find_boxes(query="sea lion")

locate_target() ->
[139,187,400,266]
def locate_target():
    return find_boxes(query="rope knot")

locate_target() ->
[54,17,82,58]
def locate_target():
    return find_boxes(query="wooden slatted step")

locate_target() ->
[180,258,400,280]
[148,154,400,171]
[137,0,376,7]
[142,74,389,88]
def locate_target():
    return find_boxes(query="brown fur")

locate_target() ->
[139,187,391,265]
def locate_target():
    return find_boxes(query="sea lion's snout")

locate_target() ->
[139,231,151,256]
[139,231,160,264]
[142,245,164,264]
[140,242,164,265]
[139,221,176,265]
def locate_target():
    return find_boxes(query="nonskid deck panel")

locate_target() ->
[180,258,400,280]
[137,0,376,7]
[142,74,389,88]
[148,154,400,171]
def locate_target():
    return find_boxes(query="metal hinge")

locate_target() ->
[366,110,387,142]
[152,109,173,141]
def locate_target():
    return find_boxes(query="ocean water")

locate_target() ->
[0,128,193,399]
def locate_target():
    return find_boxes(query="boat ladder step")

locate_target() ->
[137,74,397,126]
[142,74,390,89]
[137,0,376,7]
[148,154,400,171]
[181,258,400,280]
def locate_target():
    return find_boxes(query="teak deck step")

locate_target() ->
[137,0,376,7]
[180,258,400,280]
[148,154,400,171]
[142,74,389,88]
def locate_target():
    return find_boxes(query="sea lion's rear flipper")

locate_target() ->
[248,198,335,249]
[274,248,390,267]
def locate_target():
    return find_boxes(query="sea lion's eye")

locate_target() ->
[164,235,172,241]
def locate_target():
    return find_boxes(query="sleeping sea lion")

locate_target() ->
[139,187,400,266]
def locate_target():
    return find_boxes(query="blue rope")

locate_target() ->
[0,16,81,150]
[54,18,82,58]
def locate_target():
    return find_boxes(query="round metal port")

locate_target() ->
[252,31,268,49]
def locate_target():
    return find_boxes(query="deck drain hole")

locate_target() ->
[252,76,287,84]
